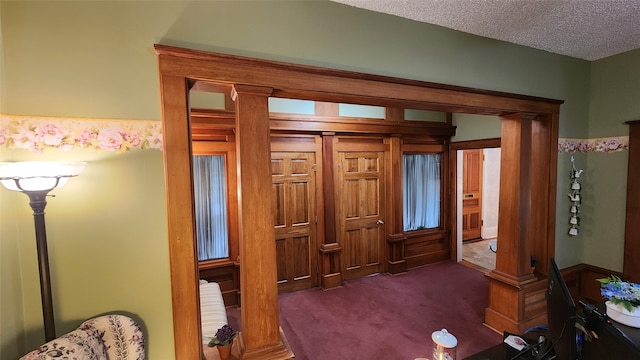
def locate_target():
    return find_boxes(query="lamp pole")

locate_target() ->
[0,161,86,343]
[25,189,56,341]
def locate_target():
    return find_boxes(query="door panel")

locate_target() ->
[337,151,386,280]
[272,152,317,293]
[463,149,483,241]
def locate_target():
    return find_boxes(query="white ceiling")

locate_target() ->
[332,0,640,61]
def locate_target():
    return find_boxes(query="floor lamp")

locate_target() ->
[0,161,86,342]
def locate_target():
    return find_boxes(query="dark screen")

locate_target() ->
[547,258,578,360]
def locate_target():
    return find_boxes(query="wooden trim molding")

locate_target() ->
[154,44,563,359]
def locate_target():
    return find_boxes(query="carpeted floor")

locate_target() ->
[462,238,496,271]
[226,261,501,359]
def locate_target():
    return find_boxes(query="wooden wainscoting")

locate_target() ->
[403,229,451,270]
[560,263,626,304]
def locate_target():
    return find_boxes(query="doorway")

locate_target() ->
[272,151,319,293]
[156,44,561,358]
[455,142,501,272]
[462,149,483,241]
[335,140,387,281]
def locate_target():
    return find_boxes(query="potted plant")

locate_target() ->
[208,324,238,359]
[597,276,640,328]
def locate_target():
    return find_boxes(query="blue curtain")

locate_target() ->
[403,154,441,231]
[193,155,229,260]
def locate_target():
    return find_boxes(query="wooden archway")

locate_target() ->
[154,44,562,359]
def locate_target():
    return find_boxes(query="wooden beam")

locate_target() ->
[155,45,563,116]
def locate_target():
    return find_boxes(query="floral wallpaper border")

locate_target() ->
[0,114,630,154]
[0,114,163,153]
[558,137,628,153]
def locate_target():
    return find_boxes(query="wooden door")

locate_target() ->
[462,149,483,241]
[272,152,318,293]
[337,150,386,280]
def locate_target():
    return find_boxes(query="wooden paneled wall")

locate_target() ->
[561,263,626,305]
[193,109,455,286]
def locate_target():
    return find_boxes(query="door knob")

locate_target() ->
[377,220,384,225]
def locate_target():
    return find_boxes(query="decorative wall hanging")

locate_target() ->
[568,156,583,236]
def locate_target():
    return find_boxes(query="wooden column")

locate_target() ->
[232,84,293,359]
[624,120,640,283]
[385,108,403,237]
[320,132,343,289]
[386,130,407,274]
[485,112,540,334]
[159,74,202,360]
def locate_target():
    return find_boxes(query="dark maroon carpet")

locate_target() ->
[227,261,502,359]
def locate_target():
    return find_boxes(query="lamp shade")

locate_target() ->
[0,161,86,192]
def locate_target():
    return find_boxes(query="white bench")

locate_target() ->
[199,280,229,344]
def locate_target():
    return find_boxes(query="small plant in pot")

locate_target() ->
[208,324,238,359]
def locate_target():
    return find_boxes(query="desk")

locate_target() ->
[463,343,520,360]
[464,307,640,360]
[463,334,545,360]
[580,303,640,360]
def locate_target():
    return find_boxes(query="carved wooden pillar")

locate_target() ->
[320,132,343,289]
[485,112,542,334]
[232,84,293,359]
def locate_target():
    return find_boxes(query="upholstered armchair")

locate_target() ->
[20,314,145,360]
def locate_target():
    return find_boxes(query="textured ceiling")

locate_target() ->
[332,0,640,61]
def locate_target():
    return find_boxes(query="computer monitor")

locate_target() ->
[546,258,579,360]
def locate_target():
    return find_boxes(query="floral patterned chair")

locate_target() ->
[20,314,145,360]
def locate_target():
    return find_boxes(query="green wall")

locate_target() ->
[582,49,640,270]
[1,0,634,358]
